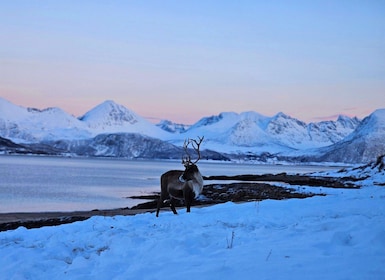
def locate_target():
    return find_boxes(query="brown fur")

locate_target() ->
[156,166,203,217]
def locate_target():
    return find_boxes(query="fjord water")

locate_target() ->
[0,155,340,213]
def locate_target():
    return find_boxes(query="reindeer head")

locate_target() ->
[182,136,204,167]
[180,137,204,182]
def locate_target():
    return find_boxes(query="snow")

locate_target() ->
[2,97,384,163]
[0,98,172,143]
[79,100,171,139]
[1,169,384,279]
[156,120,190,133]
[0,97,29,121]
[0,97,363,156]
[177,110,360,153]
[313,155,385,188]
[0,97,92,142]
[315,110,385,163]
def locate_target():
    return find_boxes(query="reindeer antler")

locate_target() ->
[190,136,204,164]
[182,139,192,166]
[182,136,204,166]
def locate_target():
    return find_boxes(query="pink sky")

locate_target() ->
[1,1,384,124]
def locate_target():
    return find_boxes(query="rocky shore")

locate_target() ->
[0,172,360,232]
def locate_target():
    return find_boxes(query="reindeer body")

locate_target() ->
[156,137,204,217]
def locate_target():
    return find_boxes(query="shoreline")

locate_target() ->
[0,173,359,232]
[0,208,156,232]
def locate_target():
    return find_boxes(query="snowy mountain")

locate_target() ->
[0,98,170,143]
[45,133,183,158]
[0,97,91,142]
[168,112,291,154]
[169,111,360,154]
[311,109,385,163]
[79,100,170,139]
[0,136,29,154]
[42,133,229,160]
[266,113,361,149]
[156,120,190,133]
[307,115,361,145]
[1,97,383,163]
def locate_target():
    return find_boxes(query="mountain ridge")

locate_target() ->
[310,109,385,163]
[1,97,384,163]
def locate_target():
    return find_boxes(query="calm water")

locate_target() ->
[0,155,341,213]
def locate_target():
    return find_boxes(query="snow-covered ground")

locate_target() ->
[1,165,384,279]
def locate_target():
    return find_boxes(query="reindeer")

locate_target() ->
[156,136,204,217]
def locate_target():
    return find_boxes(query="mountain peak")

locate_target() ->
[273,112,289,119]
[370,108,385,120]
[99,100,122,109]
[357,108,385,133]
[0,97,29,120]
[79,100,139,127]
[77,100,170,138]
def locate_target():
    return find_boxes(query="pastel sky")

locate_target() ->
[1,1,384,124]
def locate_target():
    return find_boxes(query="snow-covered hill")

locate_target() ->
[79,100,171,139]
[313,154,385,185]
[312,109,385,163]
[0,97,91,142]
[266,113,360,149]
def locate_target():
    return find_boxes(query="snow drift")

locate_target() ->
[0,163,384,279]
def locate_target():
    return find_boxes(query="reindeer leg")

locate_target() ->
[156,191,170,217]
[169,198,178,215]
[156,197,163,217]
[184,181,195,213]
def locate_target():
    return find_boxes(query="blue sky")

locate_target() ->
[1,0,384,124]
